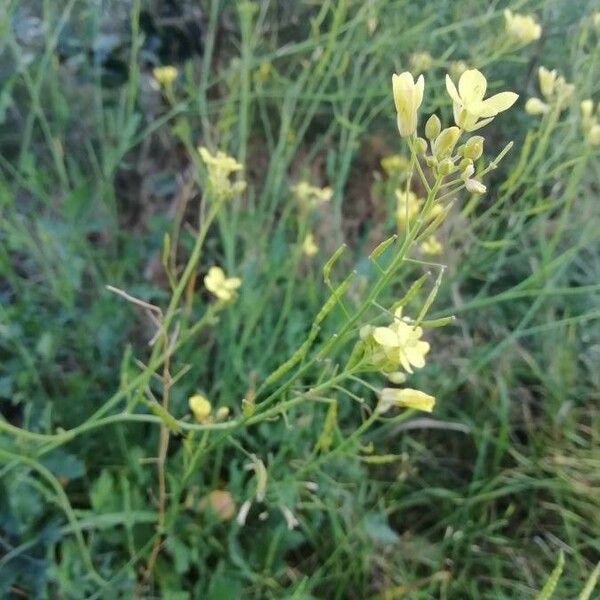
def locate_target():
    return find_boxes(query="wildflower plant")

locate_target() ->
[5,2,596,597]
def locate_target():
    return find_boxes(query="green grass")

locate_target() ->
[0,0,599,598]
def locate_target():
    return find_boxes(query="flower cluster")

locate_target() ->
[189,394,230,424]
[292,181,333,209]
[395,189,443,230]
[394,69,516,194]
[359,307,435,412]
[409,51,433,74]
[198,146,247,200]
[369,65,518,414]
[525,67,574,116]
[381,154,410,177]
[504,9,542,46]
[580,99,600,146]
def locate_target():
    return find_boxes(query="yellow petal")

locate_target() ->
[445,74,462,105]
[458,69,487,104]
[373,327,398,347]
[224,277,242,290]
[415,74,425,107]
[466,116,494,132]
[476,92,519,116]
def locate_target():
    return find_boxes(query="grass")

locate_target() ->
[0,0,599,598]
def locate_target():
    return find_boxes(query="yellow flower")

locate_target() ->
[153,65,178,87]
[504,9,542,45]
[199,146,243,176]
[204,266,242,301]
[292,181,333,208]
[373,307,430,373]
[198,147,246,200]
[525,97,550,116]
[216,406,230,420]
[302,233,319,257]
[445,69,518,132]
[581,99,594,121]
[420,235,443,256]
[588,124,600,146]
[395,189,422,228]
[410,51,433,74]
[380,154,410,176]
[554,76,574,109]
[392,71,425,137]
[379,388,436,413]
[189,394,212,423]
[538,67,557,100]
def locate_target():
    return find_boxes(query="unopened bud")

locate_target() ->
[414,137,428,155]
[581,99,594,121]
[425,156,438,168]
[463,136,484,160]
[589,124,600,146]
[459,158,473,173]
[433,126,461,159]
[525,97,550,116]
[425,114,441,140]
[438,157,455,176]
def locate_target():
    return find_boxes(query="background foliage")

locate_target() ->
[0,0,599,598]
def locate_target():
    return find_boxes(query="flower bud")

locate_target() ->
[459,158,473,172]
[525,97,550,116]
[216,406,230,419]
[581,99,594,121]
[463,136,484,160]
[538,67,557,100]
[432,126,461,159]
[189,394,212,423]
[438,157,455,176]
[589,124,600,146]
[414,137,428,155]
[425,114,441,140]
[392,72,425,137]
[425,156,437,168]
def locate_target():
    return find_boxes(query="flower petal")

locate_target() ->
[445,74,462,105]
[373,327,398,347]
[467,116,494,132]
[415,74,425,107]
[458,69,487,104]
[480,91,519,115]
[224,277,242,290]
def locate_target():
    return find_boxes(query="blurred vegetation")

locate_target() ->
[0,0,599,598]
